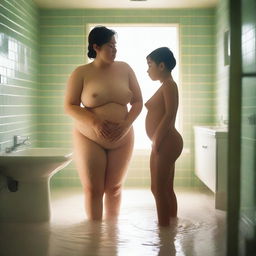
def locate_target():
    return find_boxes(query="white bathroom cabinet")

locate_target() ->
[194,126,228,210]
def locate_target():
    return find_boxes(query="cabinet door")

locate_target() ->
[195,132,216,192]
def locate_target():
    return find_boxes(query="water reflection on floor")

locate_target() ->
[0,188,226,256]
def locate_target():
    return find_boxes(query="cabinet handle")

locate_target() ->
[202,145,208,149]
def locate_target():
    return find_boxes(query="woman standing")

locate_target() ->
[145,47,183,226]
[65,26,142,220]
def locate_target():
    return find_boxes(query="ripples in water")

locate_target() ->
[0,189,226,256]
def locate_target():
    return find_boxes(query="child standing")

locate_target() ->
[145,47,183,226]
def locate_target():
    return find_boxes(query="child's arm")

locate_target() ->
[152,81,178,152]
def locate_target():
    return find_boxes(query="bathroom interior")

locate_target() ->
[0,0,255,255]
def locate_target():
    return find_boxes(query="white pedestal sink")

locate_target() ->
[0,148,73,222]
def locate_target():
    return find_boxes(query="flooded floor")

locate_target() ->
[0,188,226,256]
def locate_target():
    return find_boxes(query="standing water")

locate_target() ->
[0,188,226,256]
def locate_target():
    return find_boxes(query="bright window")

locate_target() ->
[88,24,179,149]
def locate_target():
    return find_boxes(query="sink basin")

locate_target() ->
[0,147,73,180]
[194,126,228,137]
[201,126,228,132]
[0,147,73,222]
[0,147,72,157]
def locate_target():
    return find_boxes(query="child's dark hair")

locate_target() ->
[87,26,116,59]
[147,47,176,71]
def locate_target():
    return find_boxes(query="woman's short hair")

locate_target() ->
[87,26,116,58]
[147,47,176,71]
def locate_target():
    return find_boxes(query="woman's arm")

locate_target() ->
[109,64,143,141]
[126,65,143,125]
[64,66,111,139]
[64,66,94,124]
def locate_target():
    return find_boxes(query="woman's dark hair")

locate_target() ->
[147,47,176,71]
[87,26,116,59]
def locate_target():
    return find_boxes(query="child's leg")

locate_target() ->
[150,151,175,226]
[150,131,183,226]
[169,164,177,218]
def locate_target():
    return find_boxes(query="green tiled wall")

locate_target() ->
[0,0,39,150]
[240,77,256,225]
[38,8,216,188]
[240,0,256,241]
[215,0,230,124]
[0,4,217,188]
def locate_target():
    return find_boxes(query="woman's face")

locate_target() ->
[147,57,160,81]
[96,36,117,63]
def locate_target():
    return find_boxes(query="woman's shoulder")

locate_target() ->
[70,64,92,78]
[114,61,136,76]
[114,61,131,69]
[73,63,90,73]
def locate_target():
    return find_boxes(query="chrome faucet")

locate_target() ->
[5,135,31,153]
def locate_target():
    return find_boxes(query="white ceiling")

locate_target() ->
[32,0,218,9]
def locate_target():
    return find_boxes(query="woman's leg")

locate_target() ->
[73,129,107,220]
[104,131,134,219]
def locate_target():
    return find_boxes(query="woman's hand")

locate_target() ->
[91,118,111,139]
[92,119,130,142]
[104,120,130,142]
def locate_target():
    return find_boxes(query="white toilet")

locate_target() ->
[0,148,72,222]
